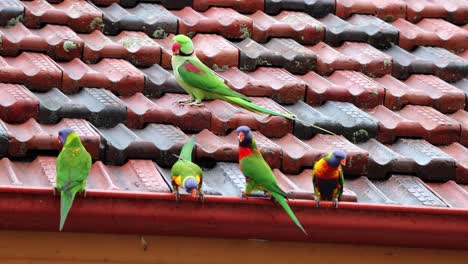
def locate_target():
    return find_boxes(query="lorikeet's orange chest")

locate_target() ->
[314,159,340,179]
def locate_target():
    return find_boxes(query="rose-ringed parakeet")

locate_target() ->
[236,126,307,235]
[312,150,347,208]
[171,136,204,202]
[171,34,334,135]
[55,128,92,231]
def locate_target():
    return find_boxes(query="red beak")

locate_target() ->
[191,189,197,198]
[172,42,181,54]
[57,136,62,146]
[341,159,346,166]
[238,132,244,142]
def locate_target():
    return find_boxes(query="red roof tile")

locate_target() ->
[22,0,103,33]
[193,0,263,13]
[173,7,253,39]
[80,30,161,66]
[250,10,325,44]
[335,0,406,21]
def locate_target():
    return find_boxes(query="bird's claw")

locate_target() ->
[184,101,204,107]
[174,191,180,202]
[81,189,87,198]
[315,198,321,208]
[53,187,59,196]
[332,198,339,208]
[241,192,249,200]
[197,190,205,203]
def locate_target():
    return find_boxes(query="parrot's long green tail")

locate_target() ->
[224,96,336,135]
[271,192,308,235]
[60,190,77,231]
[179,136,196,161]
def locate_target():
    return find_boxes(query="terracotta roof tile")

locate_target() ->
[56,58,145,95]
[0,23,83,60]
[0,118,101,159]
[405,0,468,25]
[122,93,211,131]
[0,52,62,90]
[0,83,39,123]
[250,10,325,44]
[301,70,385,108]
[80,30,161,66]
[22,0,103,33]
[393,18,468,53]
[439,143,468,184]
[335,0,406,22]
[173,7,253,39]
[192,34,239,69]
[377,74,466,113]
[369,105,462,145]
[307,42,361,75]
[204,97,293,137]
[219,67,306,104]
[193,0,263,13]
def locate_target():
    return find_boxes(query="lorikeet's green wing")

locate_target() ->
[177,58,252,101]
[240,152,306,235]
[56,134,91,231]
[240,154,287,198]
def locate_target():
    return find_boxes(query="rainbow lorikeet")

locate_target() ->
[55,128,92,231]
[236,126,307,235]
[312,150,347,208]
[171,136,204,202]
[171,34,334,135]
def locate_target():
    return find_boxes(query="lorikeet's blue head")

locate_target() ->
[184,177,198,197]
[172,34,194,56]
[236,126,252,147]
[326,150,347,167]
[58,128,74,145]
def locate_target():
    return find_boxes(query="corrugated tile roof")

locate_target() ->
[0,0,467,248]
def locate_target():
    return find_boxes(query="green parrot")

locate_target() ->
[171,136,204,202]
[171,34,334,135]
[236,126,307,235]
[312,150,347,208]
[55,128,92,231]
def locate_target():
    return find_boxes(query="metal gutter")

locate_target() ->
[0,187,467,249]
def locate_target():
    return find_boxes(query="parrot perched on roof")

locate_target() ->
[171,34,334,135]
[171,136,204,202]
[55,128,92,231]
[312,150,347,208]
[236,126,307,235]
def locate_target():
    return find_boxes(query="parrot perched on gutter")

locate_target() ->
[236,126,307,235]
[171,34,334,135]
[171,136,204,202]
[312,150,347,208]
[55,128,92,231]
